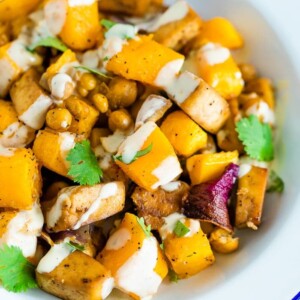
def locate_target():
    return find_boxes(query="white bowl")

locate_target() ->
[2,0,300,299]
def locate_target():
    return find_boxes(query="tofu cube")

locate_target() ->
[44,182,125,232]
[235,165,268,229]
[0,148,42,210]
[37,249,114,300]
[97,213,168,300]
[10,69,53,130]
[159,213,215,278]
[0,203,44,257]
[160,110,207,157]
[186,151,239,185]
[115,121,182,191]
[33,129,77,177]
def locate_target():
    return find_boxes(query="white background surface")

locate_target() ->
[1,1,300,300]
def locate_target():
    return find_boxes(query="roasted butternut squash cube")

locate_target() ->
[37,249,114,300]
[0,0,39,21]
[0,42,41,97]
[0,204,43,257]
[115,122,182,191]
[0,100,35,148]
[174,73,230,134]
[187,151,239,185]
[10,69,53,130]
[159,213,214,278]
[44,182,125,232]
[98,213,168,300]
[99,0,151,16]
[197,17,243,49]
[153,2,202,51]
[160,110,207,157]
[235,165,268,229]
[184,43,244,99]
[0,148,42,209]
[33,129,77,177]
[106,35,184,86]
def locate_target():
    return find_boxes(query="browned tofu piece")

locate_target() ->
[44,182,125,232]
[153,6,202,51]
[179,77,230,134]
[36,250,114,300]
[235,166,268,229]
[131,181,189,229]
[10,68,53,130]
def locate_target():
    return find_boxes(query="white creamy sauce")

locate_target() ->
[61,120,69,128]
[81,50,100,68]
[105,228,131,251]
[151,156,182,190]
[116,237,162,299]
[68,0,95,7]
[37,242,73,274]
[73,182,119,230]
[161,181,181,192]
[29,10,53,43]
[200,43,231,66]
[19,94,53,130]
[50,73,74,99]
[0,122,34,148]
[238,164,252,178]
[160,212,186,240]
[46,186,79,229]
[101,277,115,299]
[245,101,275,125]
[135,95,167,128]
[0,145,15,157]
[0,203,44,257]
[105,24,138,40]
[149,0,189,31]
[44,0,67,35]
[101,130,127,154]
[93,145,113,170]
[165,71,200,104]
[58,61,81,78]
[58,132,76,166]
[117,122,156,164]
[0,58,15,97]
[184,219,200,237]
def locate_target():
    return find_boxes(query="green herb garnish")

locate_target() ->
[100,19,117,30]
[267,170,284,193]
[136,217,151,238]
[168,269,179,283]
[66,241,85,252]
[236,115,274,161]
[174,220,190,237]
[74,66,112,79]
[114,143,153,164]
[66,140,103,186]
[27,36,68,52]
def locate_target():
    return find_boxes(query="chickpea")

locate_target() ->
[238,63,257,82]
[44,181,69,200]
[49,73,75,100]
[65,96,89,119]
[107,77,138,109]
[80,73,97,91]
[209,228,239,254]
[108,109,133,131]
[92,93,109,113]
[77,85,89,97]
[46,108,73,131]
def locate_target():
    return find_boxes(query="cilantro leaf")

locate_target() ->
[74,66,112,79]
[236,115,274,161]
[114,143,153,164]
[0,244,37,293]
[160,243,164,250]
[103,56,109,62]
[100,19,117,30]
[66,140,103,186]
[174,220,190,237]
[27,36,68,52]
[267,170,284,193]
[66,241,85,252]
[136,217,151,238]
[168,269,179,283]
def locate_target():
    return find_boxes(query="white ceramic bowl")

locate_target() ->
[2,0,300,299]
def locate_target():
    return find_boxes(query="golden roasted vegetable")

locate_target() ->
[160,110,207,157]
[235,165,268,229]
[0,0,39,21]
[0,148,41,210]
[209,227,239,254]
[37,249,114,300]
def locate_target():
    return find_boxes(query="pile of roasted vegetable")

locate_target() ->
[0,0,284,299]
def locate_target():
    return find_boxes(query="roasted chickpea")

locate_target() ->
[92,93,109,113]
[44,181,69,200]
[79,72,97,91]
[65,96,89,119]
[107,77,138,109]
[46,108,73,131]
[77,85,89,97]
[209,228,239,254]
[238,63,257,82]
[108,109,133,131]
